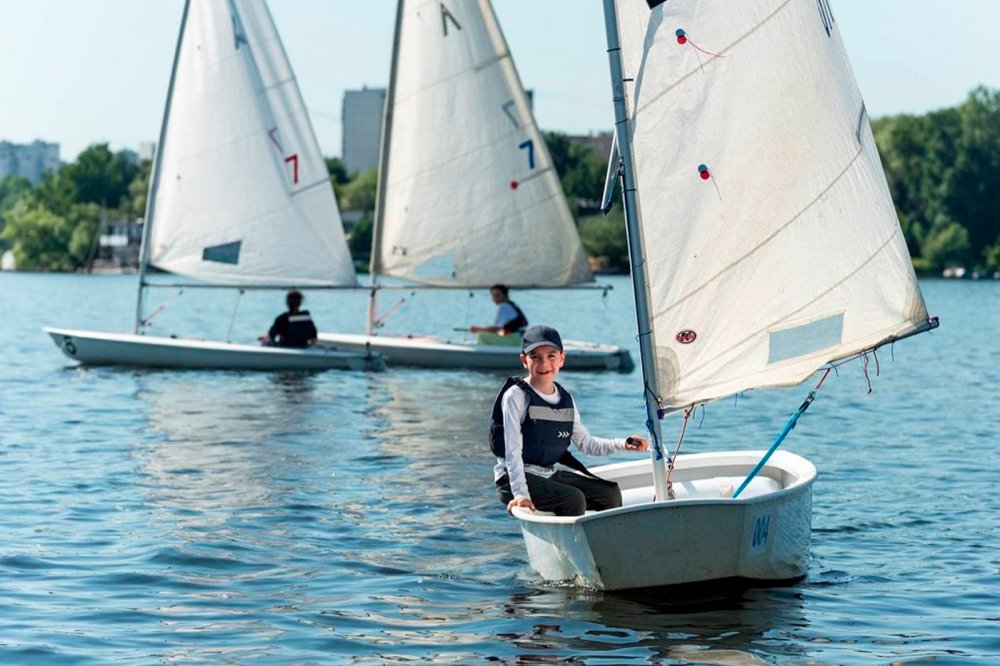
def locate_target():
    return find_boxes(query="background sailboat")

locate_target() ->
[316,0,632,372]
[513,0,937,590]
[45,0,383,371]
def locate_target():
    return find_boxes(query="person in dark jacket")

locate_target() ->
[259,290,318,348]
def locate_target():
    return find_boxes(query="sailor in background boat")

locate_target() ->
[259,290,318,348]
[468,284,528,346]
[492,325,649,516]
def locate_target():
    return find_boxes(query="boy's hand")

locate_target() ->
[625,435,649,452]
[507,496,535,514]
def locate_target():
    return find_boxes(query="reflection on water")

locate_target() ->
[136,372,322,526]
[497,584,810,665]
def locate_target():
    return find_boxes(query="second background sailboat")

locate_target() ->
[317,0,633,372]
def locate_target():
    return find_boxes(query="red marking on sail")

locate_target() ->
[676,330,697,344]
[510,180,519,190]
[285,154,299,184]
[676,28,725,58]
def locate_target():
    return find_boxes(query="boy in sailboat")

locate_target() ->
[259,290,318,348]
[491,325,649,516]
[469,284,528,346]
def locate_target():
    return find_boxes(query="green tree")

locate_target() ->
[325,157,350,185]
[578,206,629,272]
[127,159,152,219]
[32,169,77,217]
[67,202,103,266]
[944,87,1000,269]
[0,204,74,271]
[337,168,378,212]
[0,175,33,249]
[61,144,139,210]
[543,131,610,215]
[348,214,374,263]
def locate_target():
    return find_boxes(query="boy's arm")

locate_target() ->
[571,400,628,455]
[502,388,532,501]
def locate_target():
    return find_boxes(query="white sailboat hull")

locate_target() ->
[316,333,633,372]
[44,327,385,372]
[513,450,816,591]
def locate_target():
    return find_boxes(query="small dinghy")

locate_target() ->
[45,327,384,372]
[316,332,633,372]
[511,0,936,591]
[44,0,383,372]
[515,451,815,590]
[318,0,630,371]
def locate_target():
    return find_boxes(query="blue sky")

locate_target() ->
[2,0,998,161]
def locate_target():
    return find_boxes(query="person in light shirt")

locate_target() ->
[490,325,649,516]
[469,284,528,345]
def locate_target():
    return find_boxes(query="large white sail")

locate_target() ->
[372,0,592,287]
[615,0,929,408]
[147,0,356,286]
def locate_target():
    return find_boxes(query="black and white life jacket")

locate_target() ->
[490,377,580,469]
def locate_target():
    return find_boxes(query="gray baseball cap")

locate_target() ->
[521,325,564,353]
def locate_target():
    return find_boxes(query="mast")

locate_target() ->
[134,0,191,334]
[366,0,405,335]
[601,0,669,500]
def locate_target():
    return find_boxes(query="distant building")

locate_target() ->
[91,217,144,271]
[0,140,60,185]
[567,131,614,161]
[342,87,386,175]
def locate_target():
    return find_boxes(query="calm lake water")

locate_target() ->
[1,273,997,665]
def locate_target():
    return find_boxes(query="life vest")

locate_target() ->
[280,311,317,348]
[489,377,599,477]
[501,300,528,334]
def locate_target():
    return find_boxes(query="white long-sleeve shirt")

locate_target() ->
[493,380,627,500]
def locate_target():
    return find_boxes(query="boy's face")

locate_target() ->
[520,344,565,380]
[490,288,505,304]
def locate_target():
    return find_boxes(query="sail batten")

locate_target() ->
[146,0,356,287]
[373,0,592,288]
[616,0,929,408]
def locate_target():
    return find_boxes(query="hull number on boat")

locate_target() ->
[752,515,770,549]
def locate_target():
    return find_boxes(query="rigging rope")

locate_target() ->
[664,407,693,501]
[732,368,831,499]
[225,289,245,343]
[373,290,416,328]
[140,287,185,328]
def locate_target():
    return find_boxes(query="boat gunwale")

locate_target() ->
[512,450,817,525]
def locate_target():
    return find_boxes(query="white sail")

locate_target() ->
[614,0,929,408]
[372,0,592,287]
[147,0,356,286]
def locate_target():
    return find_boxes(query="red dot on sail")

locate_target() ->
[700,170,711,180]
[510,180,519,190]
[677,35,687,45]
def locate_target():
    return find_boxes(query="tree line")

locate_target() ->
[3,86,997,275]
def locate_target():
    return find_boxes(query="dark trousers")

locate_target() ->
[496,470,622,517]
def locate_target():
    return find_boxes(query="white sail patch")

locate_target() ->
[767,313,844,364]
